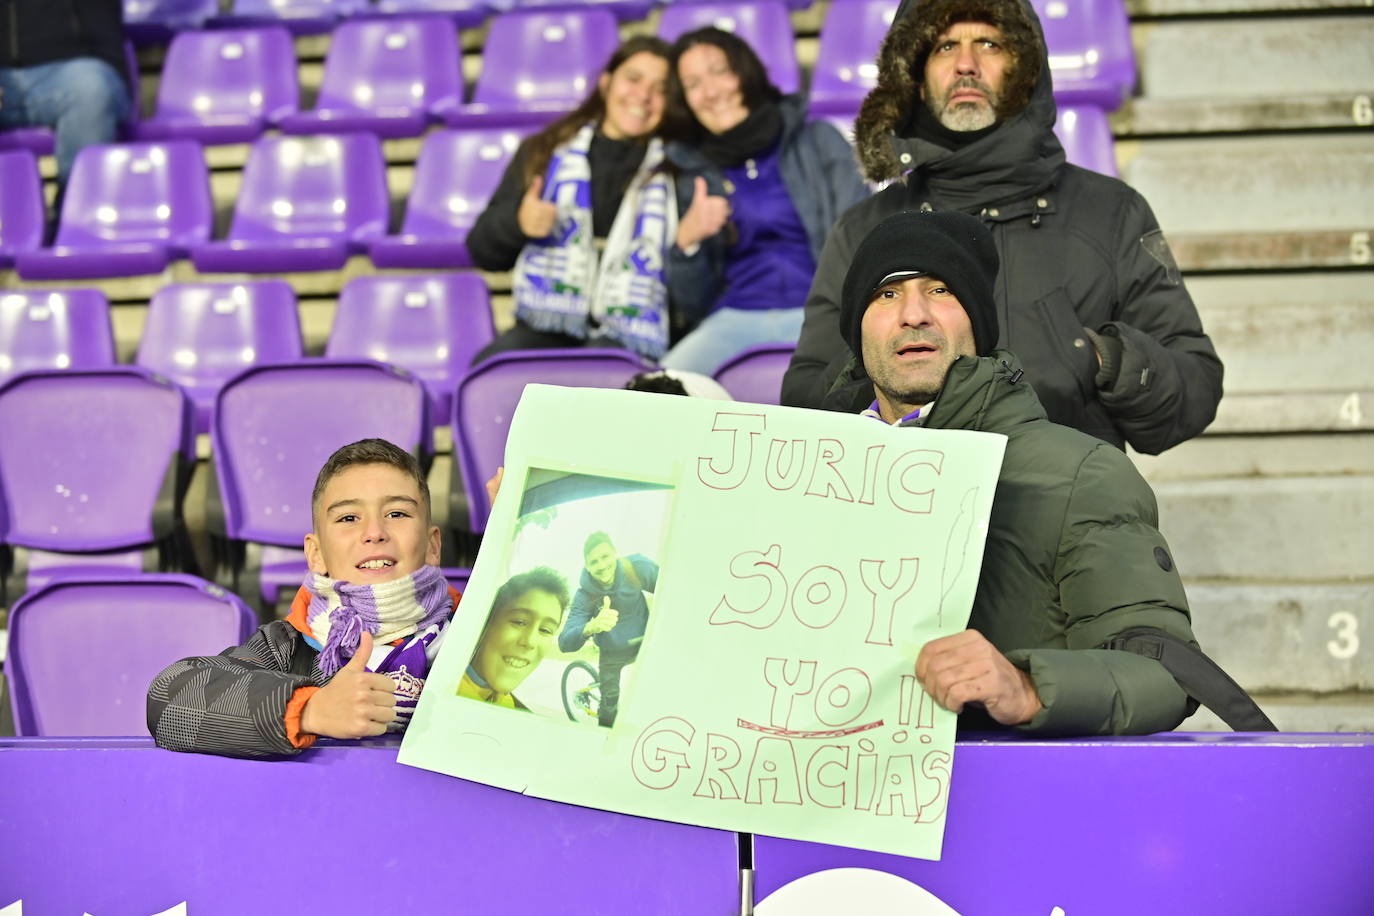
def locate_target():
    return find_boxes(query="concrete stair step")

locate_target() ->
[1116,93,1374,136]
[1152,475,1374,580]
[1179,691,1373,732]
[1126,0,1373,16]
[1134,17,1374,99]
[1187,271,1374,393]
[1164,230,1374,271]
[1132,433,1374,481]
[1207,391,1373,433]
[1124,134,1374,235]
[1186,583,1373,693]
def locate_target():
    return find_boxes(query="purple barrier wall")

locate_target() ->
[5,734,1372,915]
[0,737,739,915]
[753,733,1374,914]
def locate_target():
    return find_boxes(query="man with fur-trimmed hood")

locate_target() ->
[781,0,1223,456]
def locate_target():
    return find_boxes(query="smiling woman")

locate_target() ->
[658,28,871,377]
[466,35,695,364]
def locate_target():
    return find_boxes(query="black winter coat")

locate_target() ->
[782,0,1222,455]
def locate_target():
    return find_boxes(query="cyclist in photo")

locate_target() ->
[558,532,659,727]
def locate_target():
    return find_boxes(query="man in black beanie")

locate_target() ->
[841,209,1267,735]
[782,0,1223,460]
[839,209,998,422]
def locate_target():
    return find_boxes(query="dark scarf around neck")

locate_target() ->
[698,101,784,168]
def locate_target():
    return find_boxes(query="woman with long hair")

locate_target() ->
[660,28,870,376]
[468,36,684,363]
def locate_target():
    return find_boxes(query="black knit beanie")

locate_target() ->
[839,209,1000,364]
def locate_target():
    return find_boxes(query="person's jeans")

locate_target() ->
[597,652,636,728]
[660,306,805,376]
[0,57,131,187]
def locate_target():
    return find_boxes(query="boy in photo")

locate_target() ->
[458,567,570,710]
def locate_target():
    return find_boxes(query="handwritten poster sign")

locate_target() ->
[400,385,1006,859]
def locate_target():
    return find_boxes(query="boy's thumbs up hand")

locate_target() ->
[300,631,398,739]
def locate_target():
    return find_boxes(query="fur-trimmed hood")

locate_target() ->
[854,0,1059,184]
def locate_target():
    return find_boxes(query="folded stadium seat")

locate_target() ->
[510,0,654,24]
[0,368,196,599]
[657,0,799,94]
[443,8,621,129]
[278,17,463,139]
[326,273,496,423]
[369,0,490,29]
[807,0,896,117]
[368,126,521,268]
[452,348,647,535]
[1054,103,1119,177]
[209,359,431,607]
[1033,0,1136,109]
[4,573,256,736]
[0,150,44,268]
[190,133,389,274]
[15,140,213,280]
[0,41,142,157]
[209,0,369,34]
[133,28,299,145]
[0,289,116,384]
[711,342,793,404]
[124,0,221,45]
[135,280,304,435]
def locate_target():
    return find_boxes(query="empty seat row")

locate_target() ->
[0,351,638,600]
[119,1,1132,146]
[0,129,517,279]
[0,275,495,431]
[124,0,818,43]
[0,339,791,618]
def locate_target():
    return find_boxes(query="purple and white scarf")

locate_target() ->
[304,564,451,678]
[513,123,678,359]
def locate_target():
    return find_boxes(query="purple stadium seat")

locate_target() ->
[1055,103,1118,177]
[134,28,299,145]
[191,133,389,274]
[0,290,116,384]
[658,0,799,95]
[327,274,496,422]
[124,0,220,44]
[209,0,368,34]
[0,150,44,268]
[452,348,646,532]
[15,140,212,280]
[1033,0,1135,109]
[711,342,793,404]
[511,0,653,24]
[444,9,621,129]
[5,574,256,736]
[211,359,430,604]
[369,127,521,268]
[279,17,463,138]
[808,0,896,116]
[0,368,195,596]
[136,280,304,435]
[370,0,489,29]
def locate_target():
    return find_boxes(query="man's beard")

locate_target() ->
[927,77,1000,131]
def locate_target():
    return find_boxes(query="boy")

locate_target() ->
[457,567,570,710]
[147,439,460,758]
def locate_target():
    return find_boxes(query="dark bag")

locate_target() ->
[1101,627,1277,731]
